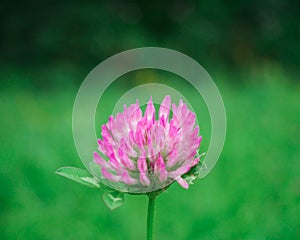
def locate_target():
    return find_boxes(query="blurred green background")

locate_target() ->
[1,1,300,239]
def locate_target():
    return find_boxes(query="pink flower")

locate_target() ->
[94,96,202,192]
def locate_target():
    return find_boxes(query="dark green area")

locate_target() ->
[1,1,300,239]
[1,0,300,86]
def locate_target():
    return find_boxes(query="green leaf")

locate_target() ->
[182,152,207,185]
[55,166,100,188]
[103,190,125,210]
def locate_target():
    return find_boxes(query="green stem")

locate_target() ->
[147,195,156,240]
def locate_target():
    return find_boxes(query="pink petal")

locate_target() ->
[97,139,106,154]
[137,152,148,173]
[152,124,165,151]
[168,164,190,179]
[101,125,114,143]
[120,137,137,158]
[144,97,155,124]
[191,157,200,167]
[128,130,136,146]
[154,154,168,182]
[159,115,167,128]
[138,152,150,186]
[121,171,137,185]
[101,168,120,182]
[107,116,114,131]
[109,152,122,172]
[166,148,178,168]
[140,173,150,186]
[147,142,156,163]
[168,119,178,138]
[93,152,111,169]
[128,100,143,130]
[118,148,136,170]
[135,126,145,147]
[182,112,196,133]
[177,177,189,189]
[159,95,171,120]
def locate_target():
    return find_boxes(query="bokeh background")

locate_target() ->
[1,1,300,239]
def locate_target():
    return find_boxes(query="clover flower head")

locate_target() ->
[93,96,202,192]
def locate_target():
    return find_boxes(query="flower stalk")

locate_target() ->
[147,195,156,240]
